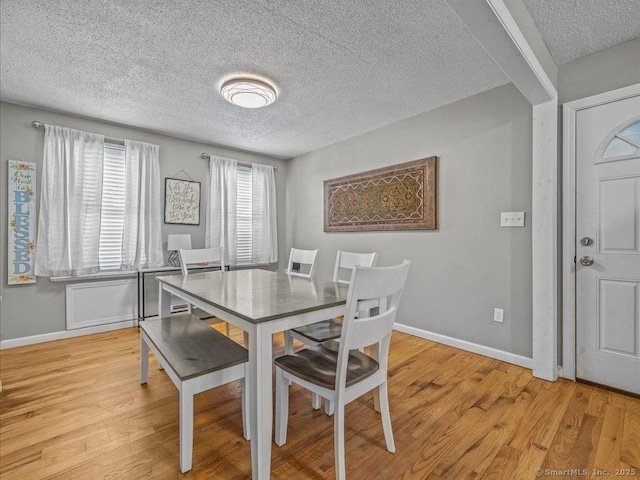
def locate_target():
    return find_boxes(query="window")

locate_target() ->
[98,144,126,270]
[36,126,162,277]
[603,120,640,160]
[236,166,253,264]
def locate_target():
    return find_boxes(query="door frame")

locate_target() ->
[561,82,640,381]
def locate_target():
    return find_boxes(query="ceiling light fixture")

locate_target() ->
[220,77,277,109]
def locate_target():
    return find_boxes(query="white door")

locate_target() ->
[576,94,640,395]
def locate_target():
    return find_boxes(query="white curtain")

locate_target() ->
[251,163,278,264]
[122,140,163,270]
[206,156,238,265]
[35,125,105,276]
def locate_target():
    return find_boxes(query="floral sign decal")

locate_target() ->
[164,178,201,225]
[8,160,37,284]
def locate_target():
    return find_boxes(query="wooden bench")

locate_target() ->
[140,314,249,473]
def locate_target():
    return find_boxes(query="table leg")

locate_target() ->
[141,271,146,321]
[248,323,273,480]
[159,283,171,318]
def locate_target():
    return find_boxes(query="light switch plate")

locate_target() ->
[501,211,525,227]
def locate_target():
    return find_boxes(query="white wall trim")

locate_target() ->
[394,323,533,369]
[0,320,137,350]
[486,0,557,102]
[561,82,640,381]
[562,100,578,381]
[445,0,557,104]
[532,98,559,381]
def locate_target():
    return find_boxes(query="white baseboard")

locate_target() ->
[0,320,137,350]
[393,323,533,369]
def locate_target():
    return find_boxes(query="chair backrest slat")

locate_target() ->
[347,306,397,351]
[332,250,378,284]
[179,247,225,276]
[286,248,319,278]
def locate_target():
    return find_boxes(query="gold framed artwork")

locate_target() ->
[324,156,438,232]
[164,178,201,225]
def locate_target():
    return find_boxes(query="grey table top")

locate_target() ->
[157,269,349,324]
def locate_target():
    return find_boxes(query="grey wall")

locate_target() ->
[0,102,287,341]
[287,84,534,357]
[558,38,640,105]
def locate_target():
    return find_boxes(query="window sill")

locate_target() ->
[49,270,137,283]
[232,262,277,270]
[49,262,277,282]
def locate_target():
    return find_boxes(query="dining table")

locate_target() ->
[156,268,349,480]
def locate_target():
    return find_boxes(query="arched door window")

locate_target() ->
[603,120,640,160]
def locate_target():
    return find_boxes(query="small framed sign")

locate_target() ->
[164,178,201,225]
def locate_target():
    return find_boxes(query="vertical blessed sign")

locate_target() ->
[8,160,37,284]
[164,178,201,225]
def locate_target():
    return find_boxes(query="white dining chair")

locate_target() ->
[285,247,319,278]
[284,250,378,412]
[179,247,229,335]
[274,260,411,480]
[179,247,225,276]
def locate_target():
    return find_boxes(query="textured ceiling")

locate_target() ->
[1,1,638,158]
[0,0,508,158]
[522,0,640,65]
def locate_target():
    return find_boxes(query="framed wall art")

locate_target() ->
[324,156,438,232]
[164,178,201,225]
[8,160,37,284]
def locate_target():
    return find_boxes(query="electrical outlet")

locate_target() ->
[493,308,504,323]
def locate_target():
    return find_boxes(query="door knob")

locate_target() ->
[580,256,594,266]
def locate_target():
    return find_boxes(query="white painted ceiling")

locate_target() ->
[1,1,638,158]
[522,0,640,65]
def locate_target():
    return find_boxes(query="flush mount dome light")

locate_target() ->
[220,78,277,108]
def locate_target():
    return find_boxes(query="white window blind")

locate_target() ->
[236,166,253,264]
[98,144,126,270]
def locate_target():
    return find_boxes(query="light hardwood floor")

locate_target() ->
[1,325,638,479]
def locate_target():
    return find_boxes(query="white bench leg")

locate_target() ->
[179,385,194,473]
[274,368,289,446]
[140,335,149,384]
[241,373,250,441]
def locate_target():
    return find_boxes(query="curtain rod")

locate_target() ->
[32,120,125,145]
[201,152,278,170]
[32,122,278,169]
